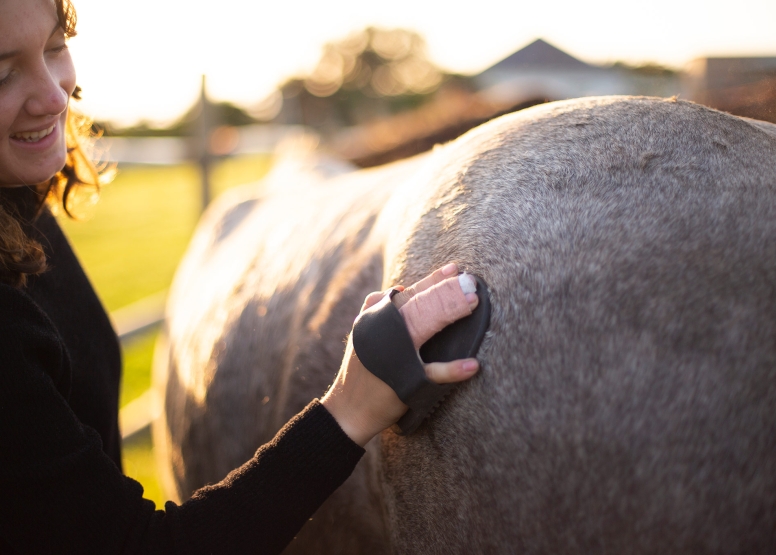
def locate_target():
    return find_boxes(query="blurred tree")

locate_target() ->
[103,101,257,137]
[610,61,678,77]
[270,27,471,131]
[306,27,443,98]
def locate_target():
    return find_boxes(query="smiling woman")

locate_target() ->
[0,2,480,554]
[0,0,105,287]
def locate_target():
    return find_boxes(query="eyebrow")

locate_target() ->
[0,50,20,63]
[0,23,63,62]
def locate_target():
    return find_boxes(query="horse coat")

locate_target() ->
[154,96,776,554]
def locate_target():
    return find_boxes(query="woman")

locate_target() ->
[0,0,480,553]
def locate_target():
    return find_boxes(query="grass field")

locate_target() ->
[58,153,272,507]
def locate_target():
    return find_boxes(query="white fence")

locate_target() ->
[112,292,167,440]
[97,124,310,165]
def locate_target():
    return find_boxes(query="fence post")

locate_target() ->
[198,75,213,212]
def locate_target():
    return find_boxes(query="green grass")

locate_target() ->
[59,153,272,508]
[60,154,272,312]
[120,331,167,506]
[122,427,165,508]
[120,328,159,407]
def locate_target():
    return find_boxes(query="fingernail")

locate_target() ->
[442,263,457,276]
[465,292,478,306]
[458,273,477,294]
[462,359,479,374]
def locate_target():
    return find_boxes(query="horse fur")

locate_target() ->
[154,96,776,554]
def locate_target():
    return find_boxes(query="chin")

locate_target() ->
[9,163,65,187]
[27,146,68,185]
[26,162,66,186]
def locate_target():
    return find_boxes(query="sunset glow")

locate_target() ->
[66,0,776,126]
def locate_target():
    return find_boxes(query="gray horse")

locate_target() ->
[154,96,776,554]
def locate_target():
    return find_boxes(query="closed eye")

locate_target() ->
[0,71,14,89]
[48,44,69,54]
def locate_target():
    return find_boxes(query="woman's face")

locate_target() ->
[0,0,76,188]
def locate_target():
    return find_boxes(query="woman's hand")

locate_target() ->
[321,263,480,446]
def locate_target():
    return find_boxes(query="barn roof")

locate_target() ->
[480,38,591,73]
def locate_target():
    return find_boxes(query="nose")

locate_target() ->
[24,63,72,118]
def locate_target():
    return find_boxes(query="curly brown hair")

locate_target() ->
[0,0,111,287]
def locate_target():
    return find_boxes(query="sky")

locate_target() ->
[66,0,776,126]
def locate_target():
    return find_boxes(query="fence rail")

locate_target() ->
[112,290,167,344]
[113,291,167,440]
[96,125,310,166]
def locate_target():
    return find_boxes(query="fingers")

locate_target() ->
[362,292,383,310]
[360,264,480,349]
[424,358,479,384]
[361,291,385,311]
[392,263,459,309]
[361,286,405,311]
[399,276,478,348]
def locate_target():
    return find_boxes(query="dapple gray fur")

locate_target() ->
[154,96,776,554]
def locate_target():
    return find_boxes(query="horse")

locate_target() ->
[153,96,776,554]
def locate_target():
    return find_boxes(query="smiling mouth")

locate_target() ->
[11,124,56,143]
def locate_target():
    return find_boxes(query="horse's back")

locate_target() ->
[381,96,776,553]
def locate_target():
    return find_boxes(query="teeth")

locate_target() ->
[11,124,56,142]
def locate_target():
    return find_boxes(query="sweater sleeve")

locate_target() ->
[0,285,365,555]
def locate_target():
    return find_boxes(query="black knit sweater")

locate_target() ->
[4,185,124,468]
[0,188,365,554]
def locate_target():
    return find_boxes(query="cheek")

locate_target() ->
[0,94,21,142]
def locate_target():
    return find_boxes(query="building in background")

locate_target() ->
[683,57,776,122]
[474,38,681,106]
